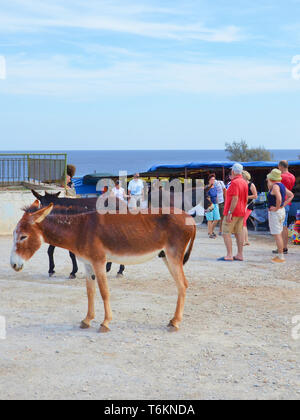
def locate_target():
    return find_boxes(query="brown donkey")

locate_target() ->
[10,200,196,332]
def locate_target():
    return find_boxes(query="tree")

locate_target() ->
[225,140,273,162]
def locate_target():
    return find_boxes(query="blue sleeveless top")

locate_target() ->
[267,183,286,208]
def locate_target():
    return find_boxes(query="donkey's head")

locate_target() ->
[31,190,61,206]
[10,200,53,272]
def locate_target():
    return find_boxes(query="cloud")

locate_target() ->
[1,54,299,98]
[0,55,6,79]
[0,0,243,42]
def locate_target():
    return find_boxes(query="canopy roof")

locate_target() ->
[148,160,300,172]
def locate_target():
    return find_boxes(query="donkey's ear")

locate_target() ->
[31,204,53,224]
[55,191,61,197]
[30,200,41,209]
[31,190,42,200]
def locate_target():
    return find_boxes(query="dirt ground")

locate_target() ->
[0,227,299,400]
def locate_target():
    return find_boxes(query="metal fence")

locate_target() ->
[0,153,67,187]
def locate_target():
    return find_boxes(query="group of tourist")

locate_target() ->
[205,160,296,263]
[66,162,296,269]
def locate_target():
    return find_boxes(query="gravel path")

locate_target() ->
[0,228,299,400]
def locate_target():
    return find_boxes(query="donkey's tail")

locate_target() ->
[183,224,196,265]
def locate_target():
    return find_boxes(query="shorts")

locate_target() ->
[218,202,225,218]
[268,208,285,235]
[222,217,244,235]
[243,208,252,227]
[129,195,143,208]
[283,206,290,227]
[205,203,221,222]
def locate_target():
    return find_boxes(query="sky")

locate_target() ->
[0,0,300,150]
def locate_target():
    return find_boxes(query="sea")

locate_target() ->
[1,149,300,177]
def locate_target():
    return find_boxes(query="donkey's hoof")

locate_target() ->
[69,274,76,279]
[167,321,179,332]
[80,321,90,329]
[49,272,55,278]
[99,324,111,333]
[116,273,124,278]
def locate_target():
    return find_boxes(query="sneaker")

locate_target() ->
[272,249,288,255]
[271,257,286,264]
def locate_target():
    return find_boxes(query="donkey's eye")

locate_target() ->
[20,235,28,241]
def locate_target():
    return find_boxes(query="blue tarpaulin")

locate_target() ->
[73,177,101,195]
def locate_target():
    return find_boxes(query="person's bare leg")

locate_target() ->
[272,234,285,262]
[243,226,250,245]
[275,234,284,254]
[223,233,233,260]
[234,232,244,260]
[282,226,289,250]
[212,220,218,235]
[208,221,213,235]
[219,217,224,234]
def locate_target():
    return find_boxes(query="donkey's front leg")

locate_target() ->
[80,264,96,329]
[93,262,112,333]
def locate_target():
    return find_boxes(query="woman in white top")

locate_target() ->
[111,180,127,201]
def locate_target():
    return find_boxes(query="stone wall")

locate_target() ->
[0,189,63,235]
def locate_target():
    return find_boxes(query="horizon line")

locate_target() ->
[1,148,300,152]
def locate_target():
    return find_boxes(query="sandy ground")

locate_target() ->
[0,227,300,400]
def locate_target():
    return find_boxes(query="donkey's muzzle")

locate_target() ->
[11,263,24,272]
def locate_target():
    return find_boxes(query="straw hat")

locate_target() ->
[267,168,282,182]
[242,170,251,181]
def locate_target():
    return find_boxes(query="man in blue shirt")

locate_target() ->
[128,173,144,209]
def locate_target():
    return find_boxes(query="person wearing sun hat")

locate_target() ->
[267,169,294,263]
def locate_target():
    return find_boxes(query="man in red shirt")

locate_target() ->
[275,160,296,254]
[219,163,248,261]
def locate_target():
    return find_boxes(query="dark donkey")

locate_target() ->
[31,191,125,278]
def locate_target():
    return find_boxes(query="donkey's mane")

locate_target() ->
[23,204,98,216]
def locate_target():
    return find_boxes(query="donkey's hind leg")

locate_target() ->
[48,245,55,277]
[93,262,112,333]
[163,254,188,331]
[80,264,96,329]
